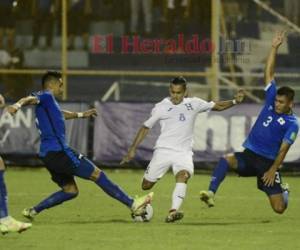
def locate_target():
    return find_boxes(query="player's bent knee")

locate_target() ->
[65,191,79,199]
[272,205,286,214]
[141,183,153,190]
[90,168,101,182]
[224,154,237,169]
[63,184,79,195]
[142,185,151,190]
[176,170,190,183]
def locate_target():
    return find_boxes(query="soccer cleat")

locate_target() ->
[131,192,154,216]
[22,207,37,220]
[165,210,184,223]
[0,216,32,234]
[281,183,290,193]
[199,190,215,207]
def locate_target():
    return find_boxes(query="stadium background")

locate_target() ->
[0,0,299,170]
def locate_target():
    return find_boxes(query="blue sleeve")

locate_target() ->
[283,122,299,145]
[34,92,54,107]
[264,80,277,106]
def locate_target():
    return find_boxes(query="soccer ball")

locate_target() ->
[131,204,154,222]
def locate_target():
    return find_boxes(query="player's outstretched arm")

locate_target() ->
[262,142,291,187]
[6,96,39,115]
[212,89,245,111]
[62,108,98,120]
[265,31,285,85]
[120,126,150,165]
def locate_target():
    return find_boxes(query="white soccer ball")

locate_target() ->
[131,204,154,222]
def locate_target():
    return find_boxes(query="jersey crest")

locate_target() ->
[184,103,194,111]
[277,117,285,125]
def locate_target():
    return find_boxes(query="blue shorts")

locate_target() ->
[235,149,283,196]
[41,148,97,187]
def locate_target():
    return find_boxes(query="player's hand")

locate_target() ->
[234,89,245,104]
[120,148,136,165]
[83,108,98,118]
[261,167,277,187]
[272,31,285,49]
[6,104,19,115]
[0,94,5,108]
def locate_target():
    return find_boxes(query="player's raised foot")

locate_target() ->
[0,216,32,234]
[131,192,154,216]
[281,183,290,193]
[165,209,184,223]
[199,190,215,207]
[22,207,38,221]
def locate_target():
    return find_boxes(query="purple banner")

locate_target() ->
[0,103,89,155]
[93,102,300,163]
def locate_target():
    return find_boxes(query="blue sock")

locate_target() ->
[209,157,229,194]
[0,170,8,218]
[34,190,77,213]
[282,191,289,208]
[95,172,134,208]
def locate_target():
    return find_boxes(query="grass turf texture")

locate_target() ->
[1,168,300,250]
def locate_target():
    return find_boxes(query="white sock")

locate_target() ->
[171,183,187,211]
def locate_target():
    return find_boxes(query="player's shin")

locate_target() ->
[282,191,289,208]
[33,190,78,213]
[281,183,289,208]
[95,171,134,208]
[208,157,229,194]
[171,183,187,211]
[0,170,8,219]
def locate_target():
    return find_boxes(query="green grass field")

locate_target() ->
[1,168,300,250]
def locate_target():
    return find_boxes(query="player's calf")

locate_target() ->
[22,190,78,219]
[272,204,286,214]
[269,193,287,214]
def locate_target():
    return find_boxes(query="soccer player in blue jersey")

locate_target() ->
[0,94,32,234]
[199,31,299,214]
[7,71,153,220]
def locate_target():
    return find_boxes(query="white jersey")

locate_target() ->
[144,97,215,152]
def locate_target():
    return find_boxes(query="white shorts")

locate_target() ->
[143,148,194,183]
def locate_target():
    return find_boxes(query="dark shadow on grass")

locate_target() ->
[173,220,272,226]
[58,219,132,225]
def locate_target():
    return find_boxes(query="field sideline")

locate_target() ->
[1,167,300,250]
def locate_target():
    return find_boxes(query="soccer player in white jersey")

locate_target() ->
[121,77,245,222]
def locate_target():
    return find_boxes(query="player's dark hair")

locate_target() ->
[170,76,187,89]
[41,71,62,88]
[277,86,295,101]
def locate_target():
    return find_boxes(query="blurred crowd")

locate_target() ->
[0,0,299,100]
[0,0,212,51]
[0,0,300,51]
[223,0,300,38]
[0,0,298,52]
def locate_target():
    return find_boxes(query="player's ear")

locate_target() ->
[184,88,189,97]
[184,89,188,97]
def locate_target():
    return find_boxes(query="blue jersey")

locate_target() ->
[243,80,299,160]
[33,91,68,157]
